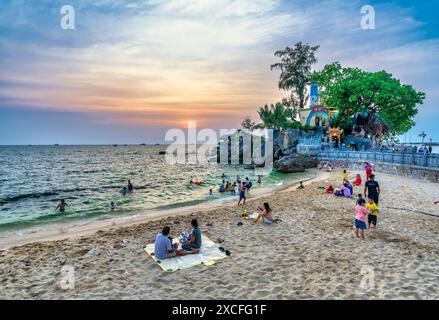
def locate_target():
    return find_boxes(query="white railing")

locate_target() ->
[318,150,439,169]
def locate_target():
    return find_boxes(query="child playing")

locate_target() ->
[110,201,116,210]
[325,185,334,193]
[354,198,369,240]
[366,197,379,228]
[297,181,305,190]
[356,194,363,205]
[342,170,349,181]
[353,174,362,186]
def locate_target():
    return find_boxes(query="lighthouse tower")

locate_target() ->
[309,83,319,107]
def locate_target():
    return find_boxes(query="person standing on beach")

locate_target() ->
[364,162,373,181]
[257,175,262,185]
[354,198,369,240]
[366,197,379,229]
[56,199,68,212]
[238,182,246,205]
[364,174,380,205]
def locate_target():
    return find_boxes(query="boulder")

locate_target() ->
[273,154,319,173]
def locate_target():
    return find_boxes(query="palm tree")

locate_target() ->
[257,102,293,130]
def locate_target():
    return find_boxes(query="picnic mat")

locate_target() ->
[144,236,229,272]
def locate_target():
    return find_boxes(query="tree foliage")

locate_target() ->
[271,42,320,110]
[311,62,425,138]
[257,102,296,131]
[241,116,256,130]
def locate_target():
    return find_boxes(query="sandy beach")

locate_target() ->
[1,169,438,300]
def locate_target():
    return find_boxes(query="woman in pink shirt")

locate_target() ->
[354,198,369,240]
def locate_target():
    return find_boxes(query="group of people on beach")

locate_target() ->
[206,174,262,206]
[322,162,381,240]
[153,199,276,260]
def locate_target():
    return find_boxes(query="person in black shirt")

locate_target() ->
[364,174,380,204]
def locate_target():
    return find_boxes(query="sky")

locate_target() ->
[0,0,438,145]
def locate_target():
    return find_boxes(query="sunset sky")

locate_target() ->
[0,0,438,144]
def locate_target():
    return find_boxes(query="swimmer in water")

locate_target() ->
[120,187,127,196]
[127,180,134,192]
[56,199,68,212]
[110,201,116,211]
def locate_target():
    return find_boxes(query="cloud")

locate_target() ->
[0,0,439,142]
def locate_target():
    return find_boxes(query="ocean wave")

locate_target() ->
[0,191,60,204]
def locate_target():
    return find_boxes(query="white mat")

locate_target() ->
[145,236,229,272]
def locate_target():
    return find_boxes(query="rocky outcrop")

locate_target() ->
[215,127,321,173]
[273,154,319,173]
[272,128,321,173]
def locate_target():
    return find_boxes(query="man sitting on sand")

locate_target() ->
[153,226,179,259]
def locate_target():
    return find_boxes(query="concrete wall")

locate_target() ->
[323,158,439,183]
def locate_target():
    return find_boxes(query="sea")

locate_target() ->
[0,145,308,231]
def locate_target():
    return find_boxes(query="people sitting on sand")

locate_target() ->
[127,180,134,192]
[354,198,369,240]
[153,226,179,259]
[255,202,274,224]
[345,181,353,196]
[238,182,246,205]
[338,184,351,197]
[325,185,334,193]
[319,161,333,172]
[181,219,202,254]
[56,199,68,212]
[297,181,305,190]
[353,174,362,186]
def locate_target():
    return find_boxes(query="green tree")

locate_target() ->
[257,102,294,130]
[271,42,320,110]
[241,116,256,130]
[311,62,425,139]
